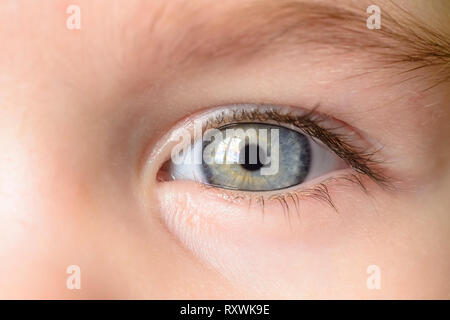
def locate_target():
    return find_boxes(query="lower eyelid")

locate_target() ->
[154,169,381,270]
[157,168,371,223]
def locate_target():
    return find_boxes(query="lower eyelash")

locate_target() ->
[198,171,374,221]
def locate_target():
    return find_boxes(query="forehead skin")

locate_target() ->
[1,0,449,89]
[0,0,449,299]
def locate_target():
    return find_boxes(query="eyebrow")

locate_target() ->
[154,0,450,88]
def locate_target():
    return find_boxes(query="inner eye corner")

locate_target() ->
[156,160,173,182]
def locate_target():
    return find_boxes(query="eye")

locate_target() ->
[153,104,390,282]
[164,110,349,192]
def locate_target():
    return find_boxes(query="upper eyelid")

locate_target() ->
[165,103,391,187]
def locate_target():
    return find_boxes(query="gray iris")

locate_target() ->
[201,123,311,191]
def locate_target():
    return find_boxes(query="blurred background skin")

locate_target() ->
[0,0,449,299]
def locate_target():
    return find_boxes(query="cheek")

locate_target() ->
[156,178,392,298]
[0,104,138,298]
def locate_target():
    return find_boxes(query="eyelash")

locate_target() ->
[201,105,388,180]
[161,104,392,217]
[199,172,370,218]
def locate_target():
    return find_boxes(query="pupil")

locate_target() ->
[240,144,265,171]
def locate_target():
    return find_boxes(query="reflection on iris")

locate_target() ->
[200,123,311,191]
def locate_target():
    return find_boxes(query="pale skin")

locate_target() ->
[0,0,449,299]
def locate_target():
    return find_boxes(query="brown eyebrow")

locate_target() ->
[153,0,450,88]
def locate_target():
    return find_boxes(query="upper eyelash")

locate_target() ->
[198,104,392,187]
